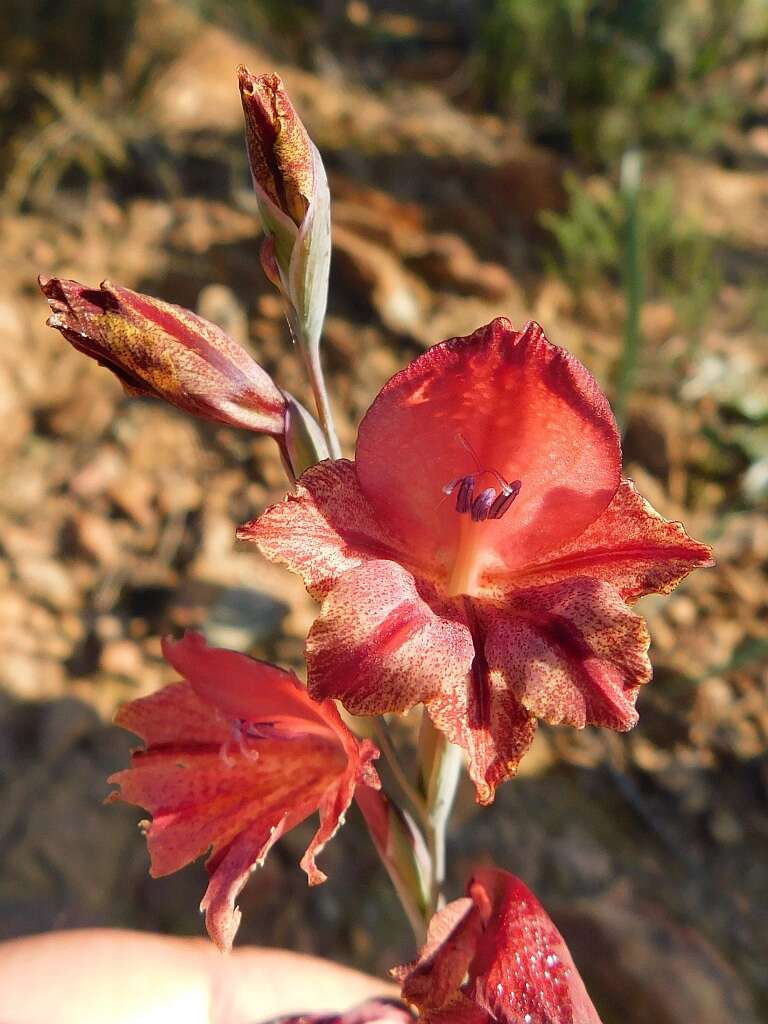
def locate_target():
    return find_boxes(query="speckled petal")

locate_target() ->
[394,869,603,1024]
[238,460,407,600]
[466,869,603,1024]
[482,577,651,732]
[425,653,537,807]
[494,478,714,601]
[306,560,475,715]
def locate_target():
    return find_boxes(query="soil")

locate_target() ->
[1,7,766,1022]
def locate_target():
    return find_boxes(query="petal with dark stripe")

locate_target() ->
[493,478,714,601]
[482,577,651,732]
[306,560,475,715]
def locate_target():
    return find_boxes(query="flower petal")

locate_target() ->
[306,560,475,716]
[108,732,341,877]
[395,869,603,1024]
[393,896,482,1011]
[161,631,332,732]
[112,679,229,747]
[356,319,621,586]
[466,869,603,1024]
[239,460,406,599]
[481,577,650,732]
[201,812,292,952]
[425,646,536,807]
[497,478,714,601]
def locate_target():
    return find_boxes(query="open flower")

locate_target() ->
[107,631,379,951]
[393,867,603,1024]
[240,318,713,803]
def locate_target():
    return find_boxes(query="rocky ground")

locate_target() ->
[1,7,767,1022]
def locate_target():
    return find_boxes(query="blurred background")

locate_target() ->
[1,1,767,1020]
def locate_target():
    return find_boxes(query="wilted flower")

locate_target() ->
[238,67,331,377]
[241,318,713,803]
[39,276,328,477]
[393,867,603,1024]
[108,631,379,951]
[40,276,286,436]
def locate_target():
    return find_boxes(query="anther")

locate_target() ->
[471,487,496,522]
[455,476,475,514]
[488,480,521,519]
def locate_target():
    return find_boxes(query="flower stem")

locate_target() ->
[373,718,429,829]
[300,340,342,459]
[418,712,462,914]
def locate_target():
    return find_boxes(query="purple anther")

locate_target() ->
[442,477,463,496]
[471,486,497,522]
[488,480,522,520]
[455,475,475,514]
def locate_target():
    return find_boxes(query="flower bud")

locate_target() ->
[39,276,287,436]
[238,66,331,355]
[238,69,314,231]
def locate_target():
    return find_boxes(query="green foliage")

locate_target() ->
[540,169,719,327]
[475,0,768,164]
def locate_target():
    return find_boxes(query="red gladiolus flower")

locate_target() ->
[107,632,380,951]
[241,319,713,803]
[393,868,602,1024]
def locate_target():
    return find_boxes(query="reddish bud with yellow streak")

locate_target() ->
[239,69,314,231]
[238,67,331,363]
[39,276,286,437]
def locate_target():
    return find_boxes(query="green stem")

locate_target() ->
[418,712,463,914]
[615,149,644,432]
[373,719,429,828]
[300,338,342,460]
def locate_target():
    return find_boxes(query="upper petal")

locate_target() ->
[161,631,333,734]
[481,577,651,732]
[238,459,406,599]
[356,319,621,585]
[496,478,714,601]
[306,560,475,716]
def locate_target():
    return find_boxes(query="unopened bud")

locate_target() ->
[238,66,331,355]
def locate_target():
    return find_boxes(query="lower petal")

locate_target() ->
[425,652,536,807]
[201,812,292,952]
[306,560,475,716]
[482,577,651,732]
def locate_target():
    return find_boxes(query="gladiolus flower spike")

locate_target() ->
[107,631,380,952]
[242,318,713,804]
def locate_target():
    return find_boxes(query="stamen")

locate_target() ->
[488,480,521,519]
[455,476,475,514]
[471,487,496,522]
